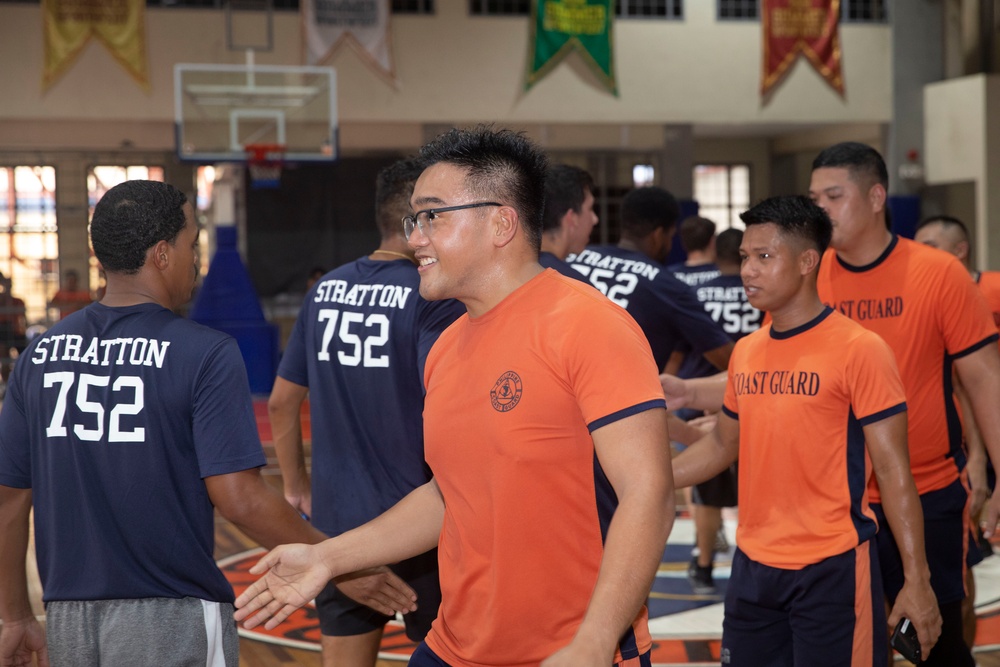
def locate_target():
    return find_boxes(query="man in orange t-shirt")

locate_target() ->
[810,143,1000,667]
[914,214,999,648]
[234,127,675,667]
[673,195,940,666]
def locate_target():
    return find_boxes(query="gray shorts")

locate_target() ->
[46,597,239,667]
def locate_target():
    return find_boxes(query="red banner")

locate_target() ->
[761,0,843,97]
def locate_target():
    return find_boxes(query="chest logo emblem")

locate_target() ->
[490,371,522,412]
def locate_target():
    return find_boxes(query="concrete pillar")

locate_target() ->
[887,0,944,197]
[658,124,694,199]
[53,158,92,295]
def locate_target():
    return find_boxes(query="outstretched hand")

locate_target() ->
[0,617,49,667]
[334,566,418,617]
[659,374,691,411]
[233,543,335,630]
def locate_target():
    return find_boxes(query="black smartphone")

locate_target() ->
[891,617,921,664]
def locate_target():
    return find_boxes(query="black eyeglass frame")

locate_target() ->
[402,202,503,239]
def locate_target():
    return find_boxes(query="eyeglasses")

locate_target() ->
[402,202,503,239]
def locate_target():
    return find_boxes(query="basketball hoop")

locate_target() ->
[245,143,286,189]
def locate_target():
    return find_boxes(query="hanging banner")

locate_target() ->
[762,0,843,97]
[526,0,616,96]
[303,0,395,84]
[42,0,149,91]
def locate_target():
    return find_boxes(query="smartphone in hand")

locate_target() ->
[891,617,921,664]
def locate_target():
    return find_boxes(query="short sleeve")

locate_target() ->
[276,304,309,386]
[659,276,732,355]
[722,345,739,419]
[937,256,998,358]
[192,339,267,478]
[0,364,31,488]
[847,331,907,425]
[568,303,666,432]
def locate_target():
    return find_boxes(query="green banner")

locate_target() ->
[526,0,616,95]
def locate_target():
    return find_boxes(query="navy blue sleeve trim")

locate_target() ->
[857,402,907,427]
[587,398,666,433]
[949,333,1000,360]
[721,405,738,420]
[0,476,31,490]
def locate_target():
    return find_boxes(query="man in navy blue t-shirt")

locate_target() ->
[268,158,464,667]
[0,181,408,667]
[566,187,733,372]
[675,228,762,594]
[668,215,721,287]
[539,164,598,283]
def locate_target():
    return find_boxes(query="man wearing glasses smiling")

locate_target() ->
[235,126,675,667]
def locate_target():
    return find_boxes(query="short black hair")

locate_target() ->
[916,214,969,243]
[678,216,716,253]
[739,195,832,255]
[90,180,189,275]
[715,228,743,265]
[620,186,680,238]
[376,157,426,238]
[543,164,594,233]
[812,141,889,190]
[418,125,548,250]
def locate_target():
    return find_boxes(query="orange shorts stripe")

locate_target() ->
[852,540,874,667]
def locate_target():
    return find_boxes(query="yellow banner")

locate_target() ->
[43,0,149,91]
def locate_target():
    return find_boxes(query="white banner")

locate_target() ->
[303,0,395,84]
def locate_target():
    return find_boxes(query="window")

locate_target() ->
[392,0,434,13]
[87,166,166,299]
[469,0,528,15]
[717,0,756,20]
[471,0,680,18]
[716,0,887,23]
[0,167,59,332]
[693,164,750,231]
[842,0,886,22]
[632,164,655,188]
[0,0,433,12]
[617,0,681,19]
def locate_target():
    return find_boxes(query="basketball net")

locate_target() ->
[245,143,286,189]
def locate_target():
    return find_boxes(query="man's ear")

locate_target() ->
[560,208,576,234]
[955,240,970,263]
[150,240,171,269]
[869,182,887,214]
[494,206,519,247]
[799,247,821,276]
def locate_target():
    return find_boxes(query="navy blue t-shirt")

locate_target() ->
[566,246,731,369]
[677,273,762,381]
[0,303,264,603]
[278,257,464,537]
[539,251,591,284]
[668,262,721,287]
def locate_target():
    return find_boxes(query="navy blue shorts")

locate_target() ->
[871,477,969,606]
[407,642,653,667]
[692,464,738,508]
[721,544,886,667]
[316,548,441,640]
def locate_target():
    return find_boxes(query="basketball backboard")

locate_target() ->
[174,63,338,162]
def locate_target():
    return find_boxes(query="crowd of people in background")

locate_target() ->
[2,126,999,667]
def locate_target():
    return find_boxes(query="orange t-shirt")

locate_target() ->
[816,237,998,500]
[423,269,666,667]
[723,307,906,569]
[976,271,1000,338]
